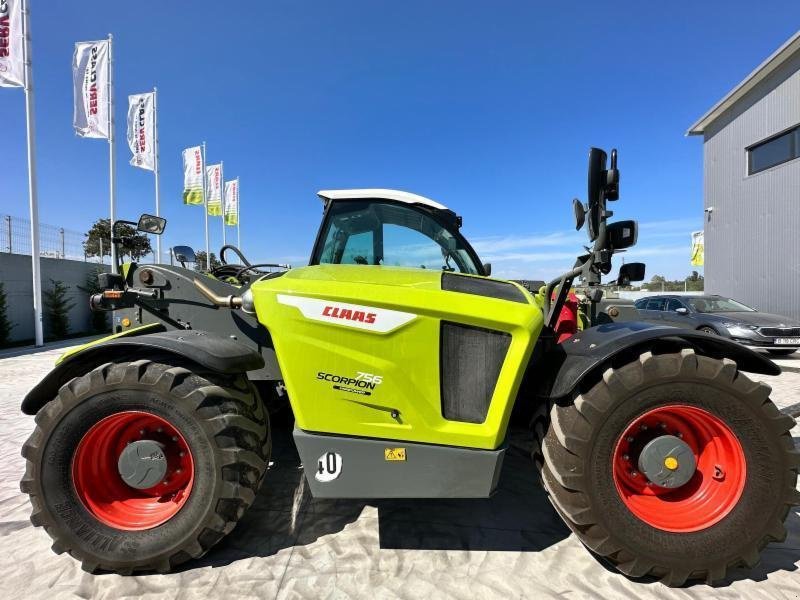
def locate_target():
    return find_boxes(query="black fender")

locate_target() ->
[21,329,265,415]
[536,321,780,400]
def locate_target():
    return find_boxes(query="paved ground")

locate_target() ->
[0,342,798,599]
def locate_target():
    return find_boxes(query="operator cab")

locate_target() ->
[310,189,490,276]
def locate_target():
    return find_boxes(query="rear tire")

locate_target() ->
[20,358,270,574]
[533,350,800,585]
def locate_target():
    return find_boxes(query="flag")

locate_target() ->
[206,164,223,215]
[691,231,704,267]
[224,179,239,225]
[182,146,204,205]
[72,40,110,138]
[0,0,24,88]
[126,92,155,170]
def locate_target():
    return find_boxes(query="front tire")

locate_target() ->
[20,358,270,574]
[535,350,799,585]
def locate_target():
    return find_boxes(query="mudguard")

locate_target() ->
[21,328,265,415]
[537,321,780,400]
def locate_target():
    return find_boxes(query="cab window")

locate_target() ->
[645,298,666,311]
[314,200,481,274]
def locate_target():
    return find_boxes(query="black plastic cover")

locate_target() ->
[442,273,528,304]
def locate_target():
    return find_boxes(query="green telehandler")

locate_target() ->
[19,148,798,585]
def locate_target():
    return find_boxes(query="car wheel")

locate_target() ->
[698,326,717,335]
[767,349,797,356]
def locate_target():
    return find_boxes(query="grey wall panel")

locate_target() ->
[0,254,110,343]
[702,51,800,321]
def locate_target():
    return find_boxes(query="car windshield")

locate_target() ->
[687,297,756,313]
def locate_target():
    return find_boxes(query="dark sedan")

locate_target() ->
[634,294,800,355]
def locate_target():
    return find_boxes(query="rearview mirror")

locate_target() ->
[483,262,492,276]
[138,214,166,235]
[676,307,689,315]
[616,262,645,286]
[607,220,638,250]
[172,245,196,264]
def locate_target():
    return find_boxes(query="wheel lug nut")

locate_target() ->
[139,429,146,436]
[623,454,630,461]
[626,436,634,443]
[179,451,185,457]
[640,424,648,431]
[171,436,178,442]
[156,427,163,433]
[676,432,683,439]
[660,422,667,429]
[630,471,639,478]
[175,468,182,474]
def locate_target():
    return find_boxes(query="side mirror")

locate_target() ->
[483,262,492,276]
[676,307,689,315]
[616,262,645,286]
[172,245,196,265]
[138,214,166,235]
[586,148,607,241]
[572,198,586,231]
[607,220,638,250]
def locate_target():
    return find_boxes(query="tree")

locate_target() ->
[650,274,666,285]
[193,251,221,272]
[0,282,14,347]
[80,268,110,333]
[84,218,152,261]
[44,279,76,340]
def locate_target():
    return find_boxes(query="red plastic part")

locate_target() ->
[612,405,746,533]
[554,292,579,344]
[72,411,194,530]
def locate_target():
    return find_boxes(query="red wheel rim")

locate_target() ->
[612,405,746,533]
[72,411,194,530]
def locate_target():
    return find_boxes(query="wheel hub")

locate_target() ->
[72,411,194,530]
[117,440,168,489]
[637,434,696,489]
[612,404,746,532]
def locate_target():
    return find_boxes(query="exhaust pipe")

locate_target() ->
[193,278,242,309]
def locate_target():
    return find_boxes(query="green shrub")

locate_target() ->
[0,282,14,347]
[44,279,76,340]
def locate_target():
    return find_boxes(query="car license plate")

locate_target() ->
[776,338,800,345]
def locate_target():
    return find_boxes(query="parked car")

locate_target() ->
[634,294,800,355]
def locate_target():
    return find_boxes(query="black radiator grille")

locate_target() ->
[440,322,511,424]
[759,327,800,337]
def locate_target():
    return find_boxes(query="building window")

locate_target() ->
[748,125,800,174]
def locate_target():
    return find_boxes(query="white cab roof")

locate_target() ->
[317,189,449,211]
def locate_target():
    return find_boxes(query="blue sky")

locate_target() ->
[1,1,798,281]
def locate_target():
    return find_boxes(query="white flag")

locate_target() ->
[206,164,223,216]
[224,179,239,226]
[182,146,204,205]
[0,0,24,88]
[126,93,155,170]
[72,40,109,138]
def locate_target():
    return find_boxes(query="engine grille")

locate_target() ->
[759,327,800,337]
[440,322,511,424]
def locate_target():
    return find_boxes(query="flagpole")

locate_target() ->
[202,141,209,270]
[153,86,161,264]
[237,179,241,250]
[220,161,226,247]
[107,33,117,274]
[22,0,43,346]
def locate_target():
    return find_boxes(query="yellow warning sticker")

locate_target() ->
[384,447,406,461]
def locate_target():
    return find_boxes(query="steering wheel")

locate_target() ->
[211,245,288,284]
